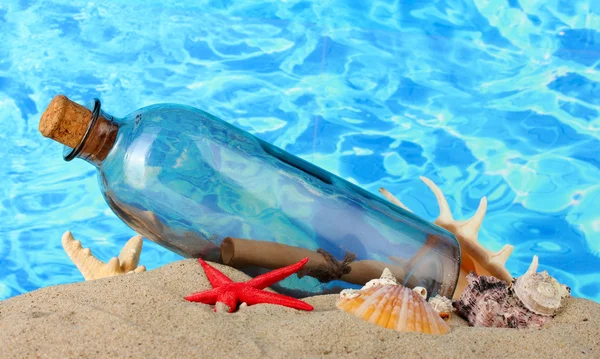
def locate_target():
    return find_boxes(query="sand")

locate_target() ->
[0,259,598,359]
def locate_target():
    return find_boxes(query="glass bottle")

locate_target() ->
[39,95,461,298]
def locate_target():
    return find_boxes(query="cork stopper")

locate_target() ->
[39,95,93,149]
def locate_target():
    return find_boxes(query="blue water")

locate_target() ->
[0,0,599,303]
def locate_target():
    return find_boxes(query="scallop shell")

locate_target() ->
[512,256,570,316]
[336,284,450,335]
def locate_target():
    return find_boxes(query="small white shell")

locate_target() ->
[428,295,453,314]
[339,289,360,300]
[513,256,570,316]
[412,286,428,300]
[363,267,398,289]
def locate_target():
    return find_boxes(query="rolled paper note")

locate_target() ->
[220,237,406,287]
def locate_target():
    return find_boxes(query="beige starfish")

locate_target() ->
[380,176,514,299]
[62,231,146,281]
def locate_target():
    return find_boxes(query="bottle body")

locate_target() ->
[93,103,460,298]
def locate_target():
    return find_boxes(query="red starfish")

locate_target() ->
[184,257,314,313]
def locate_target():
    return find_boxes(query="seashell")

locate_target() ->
[428,295,453,320]
[381,177,514,299]
[339,289,360,300]
[363,267,399,289]
[336,284,450,335]
[454,272,550,329]
[512,255,570,316]
[413,286,427,300]
[363,268,427,300]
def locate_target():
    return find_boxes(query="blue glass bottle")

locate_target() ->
[39,96,461,298]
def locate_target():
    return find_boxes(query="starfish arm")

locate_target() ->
[117,235,143,272]
[197,258,233,287]
[184,287,221,304]
[217,289,240,313]
[246,257,309,289]
[237,286,313,311]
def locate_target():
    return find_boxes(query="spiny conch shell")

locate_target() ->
[512,255,570,316]
[62,231,146,281]
[454,272,551,329]
[336,284,450,335]
[380,176,514,299]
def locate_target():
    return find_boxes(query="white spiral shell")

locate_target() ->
[512,256,570,316]
[428,295,453,314]
[363,267,399,289]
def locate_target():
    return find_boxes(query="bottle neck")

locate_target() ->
[76,116,119,166]
[63,98,119,166]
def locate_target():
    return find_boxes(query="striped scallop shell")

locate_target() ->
[336,284,450,335]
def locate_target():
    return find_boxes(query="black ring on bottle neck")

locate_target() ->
[63,98,101,162]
